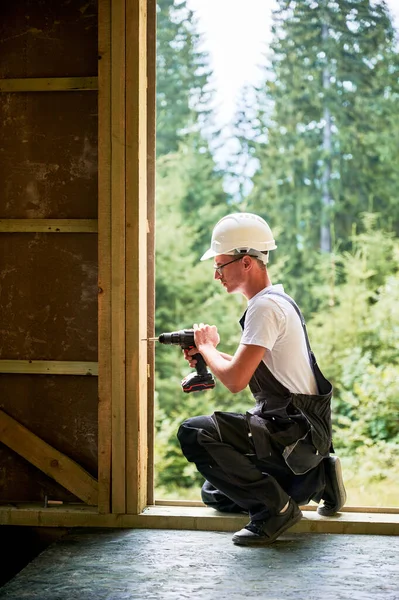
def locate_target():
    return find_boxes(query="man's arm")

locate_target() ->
[193,324,265,393]
[219,351,234,361]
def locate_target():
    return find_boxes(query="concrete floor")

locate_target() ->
[0,529,398,600]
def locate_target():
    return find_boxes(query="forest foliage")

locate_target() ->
[154,0,399,505]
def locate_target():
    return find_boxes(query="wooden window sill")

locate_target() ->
[0,503,397,535]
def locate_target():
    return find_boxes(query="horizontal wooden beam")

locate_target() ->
[0,504,397,534]
[0,77,98,93]
[0,410,98,505]
[0,361,98,376]
[154,499,399,514]
[0,219,98,233]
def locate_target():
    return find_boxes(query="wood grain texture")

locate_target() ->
[110,0,127,515]
[0,361,98,375]
[0,92,98,219]
[0,235,98,362]
[145,0,156,508]
[0,77,98,92]
[0,504,397,535]
[0,0,99,508]
[0,1,98,79]
[0,219,98,233]
[125,0,148,515]
[0,410,98,505]
[97,0,112,515]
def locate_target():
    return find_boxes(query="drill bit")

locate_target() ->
[142,337,159,341]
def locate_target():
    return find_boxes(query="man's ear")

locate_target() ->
[242,256,253,270]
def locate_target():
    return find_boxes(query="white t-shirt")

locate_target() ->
[240,284,318,395]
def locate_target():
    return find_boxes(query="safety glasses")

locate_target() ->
[213,256,245,277]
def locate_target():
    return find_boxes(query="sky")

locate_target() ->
[186,0,277,129]
[186,0,399,130]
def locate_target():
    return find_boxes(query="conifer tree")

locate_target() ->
[156,0,229,247]
[241,0,399,309]
[156,0,212,157]
[154,1,232,493]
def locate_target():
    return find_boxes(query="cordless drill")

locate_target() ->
[151,329,216,393]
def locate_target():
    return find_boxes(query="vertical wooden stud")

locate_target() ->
[146,0,156,506]
[98,0,153,516]
[125,0,149,514]
[98,0,112,514]
[111,0,127,514]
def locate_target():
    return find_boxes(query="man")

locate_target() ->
[177,212,346,546]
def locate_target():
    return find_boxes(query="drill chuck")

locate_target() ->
[158,329,195,348]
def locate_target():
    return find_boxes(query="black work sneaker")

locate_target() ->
[232,499,302,546]
[317,456,347,516]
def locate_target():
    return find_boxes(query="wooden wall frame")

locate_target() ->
[98,0,152,516]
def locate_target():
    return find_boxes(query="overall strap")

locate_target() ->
[265,290,315,372]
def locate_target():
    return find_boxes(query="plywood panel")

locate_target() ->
[0,1,98,79]
[0,0,100,508]
[0,375,98,476]
[0,373,97,503]
[0,234,98,361]
[0,409,98,504]
[0,444,80,503]
[0,92,98,219]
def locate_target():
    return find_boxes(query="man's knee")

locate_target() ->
[178,415,215,441]
[177,417,204,453]
[177,419,193,449]
[177,415,217,462]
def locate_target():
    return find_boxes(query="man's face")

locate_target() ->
[213,254,245,293]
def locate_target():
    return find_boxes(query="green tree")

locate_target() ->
[154,149,254,493]
[308,217,399,504]
[156,0,212,157]
[155,149,249,409]
[238,0,399,313]
[156,0,230,249]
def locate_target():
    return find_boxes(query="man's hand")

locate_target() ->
[183,346,199,368]
[193,323,220,350]
[182,323,220,368]
[183,322,264,393]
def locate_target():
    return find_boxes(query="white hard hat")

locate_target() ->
[200,213,277,262]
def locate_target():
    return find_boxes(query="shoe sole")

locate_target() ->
[232,509,303,546]
[317,456,347,516]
